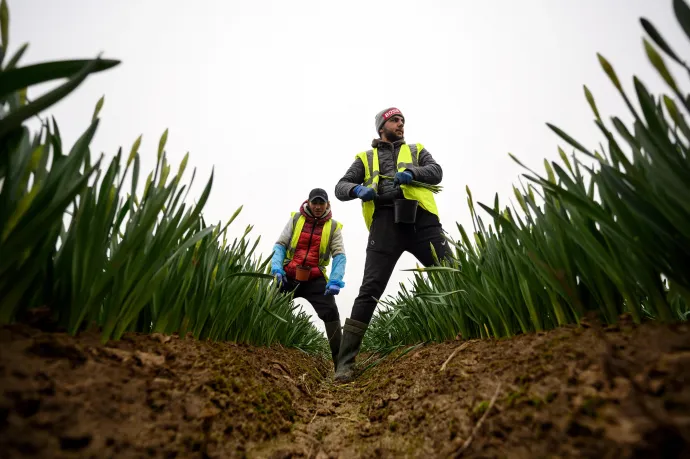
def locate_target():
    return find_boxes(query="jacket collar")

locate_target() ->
[371,138,406,149]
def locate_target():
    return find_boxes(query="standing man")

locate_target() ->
[270,188,347,371]
[333,107,450,383]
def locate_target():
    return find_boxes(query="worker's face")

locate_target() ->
[308,199,328,217]
[380,115,405,141]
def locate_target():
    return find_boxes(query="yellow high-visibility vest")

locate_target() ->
[356,143,439,230]
[285,212,343,279]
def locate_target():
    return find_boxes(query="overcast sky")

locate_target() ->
[12,1,687,332]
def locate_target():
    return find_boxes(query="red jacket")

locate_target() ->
[285,200,332,280]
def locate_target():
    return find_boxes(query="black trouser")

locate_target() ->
[280,276,340,323]
[350,206,450,325]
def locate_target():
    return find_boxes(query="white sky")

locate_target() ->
[11,1,687,332]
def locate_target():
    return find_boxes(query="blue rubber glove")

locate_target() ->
[324,282,341,296]
[329,254,346,284]
[271,244,286,271]
[394,170,414,186]
[270,244,287,287]
[325,254,346,295]
[272,268,286,287]
[353,185,377,202]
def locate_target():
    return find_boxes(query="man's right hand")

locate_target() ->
[271,268,286,287]
[353,185,377,202]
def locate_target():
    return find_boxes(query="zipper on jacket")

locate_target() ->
[301,216,318,266]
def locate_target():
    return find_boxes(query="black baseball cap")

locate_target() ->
[308,188,329,203]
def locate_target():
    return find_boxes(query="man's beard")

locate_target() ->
[382,127,403,142]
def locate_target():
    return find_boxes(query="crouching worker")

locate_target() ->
[270,188,347,370]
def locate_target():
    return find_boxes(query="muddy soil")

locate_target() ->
[1,316,689,458]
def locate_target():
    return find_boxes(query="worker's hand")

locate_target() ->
[271,268,286,287]
[353,185,377,202]
[394,171,414,186]
[324,281,341,296]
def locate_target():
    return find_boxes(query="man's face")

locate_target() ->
[380,115,405,141]
[308,198,328,217]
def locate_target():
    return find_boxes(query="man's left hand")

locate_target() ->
[394,171,413,185]
[324,283,341,296]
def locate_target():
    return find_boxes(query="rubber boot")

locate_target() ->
[334,318,368,383]
[324,320,342,371]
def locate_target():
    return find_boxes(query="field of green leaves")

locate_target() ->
[2,0,690,366]
[0,0,328,355]
[363,0,690,356]
[3,2,690,457]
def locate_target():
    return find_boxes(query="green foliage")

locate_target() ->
[364,0,690,355]
[0,0,327,355]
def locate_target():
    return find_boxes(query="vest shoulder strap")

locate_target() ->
[397,143,418,169]
[408,142,425,163]
[356,150,371,161]
[330,219,343,234]
[288,213,307,254]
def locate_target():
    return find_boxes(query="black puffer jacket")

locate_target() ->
[334,139,443,206]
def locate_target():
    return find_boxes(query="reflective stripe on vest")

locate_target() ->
[356,143,439,231]
[286,212,342,269]
[286,212,305,260]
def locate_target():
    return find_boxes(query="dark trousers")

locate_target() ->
[280,276,340,323]
[350,206,450,325]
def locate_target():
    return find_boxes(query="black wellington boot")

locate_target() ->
[334,318,368,383]
[324,320,342,371]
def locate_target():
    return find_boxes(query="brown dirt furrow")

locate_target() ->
[0,324,326,458]
[2,316,690,458]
